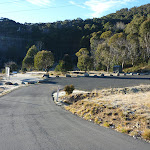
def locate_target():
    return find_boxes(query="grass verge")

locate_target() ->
[61,85,150,142]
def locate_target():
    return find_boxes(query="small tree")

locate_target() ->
[76,48,93,71]
[22,45,38,70]
[55,60,65,72]
[34,50,54,71]
[26,45,38,57]
[55,54,73,72]
[22,56,34,70]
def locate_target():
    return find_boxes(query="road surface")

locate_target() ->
[50,75,150,90]
[0,83,149,150]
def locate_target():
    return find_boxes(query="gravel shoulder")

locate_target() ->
[0,72,44,97]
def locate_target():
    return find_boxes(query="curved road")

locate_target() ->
[49,75,150,91]
[0,83,149,150]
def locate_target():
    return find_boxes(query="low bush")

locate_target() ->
[2,69,5,74]
[64,84,75,95]
[142,129,150,140]
[120,128,132,134]
[123,63,150,73]
[103,122,110,127]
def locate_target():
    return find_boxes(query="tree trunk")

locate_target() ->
[122,61,124,69]
[132,60,134,66]
[107,66,109,72]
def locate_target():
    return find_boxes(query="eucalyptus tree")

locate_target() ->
[22,45,38,70]
[139,19,150,59]
[126,34,139,66]
[109,33,128,68]
[34,50,54,71]
[76,48,93,71]
[95,43,113,72]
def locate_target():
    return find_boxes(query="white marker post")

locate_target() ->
[5,67,10,80]
[56,86,59,102]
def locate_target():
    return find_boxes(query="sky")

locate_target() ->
[0,0,149,24]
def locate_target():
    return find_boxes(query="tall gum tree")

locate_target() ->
[109,33,127,69]
[96,43,112,72]
[139,19,150,60]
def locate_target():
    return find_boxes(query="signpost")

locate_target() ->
[5,67,10,80]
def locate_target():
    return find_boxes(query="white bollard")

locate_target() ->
[56,86,59,102]
[5,67,10,80]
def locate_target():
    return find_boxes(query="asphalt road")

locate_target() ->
[49,75,150,91]
[0,83,149,150]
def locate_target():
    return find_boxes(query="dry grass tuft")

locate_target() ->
[142,129,150,140]
[61,85,150,142]
[117,127,132,134]
[103,122,110,128]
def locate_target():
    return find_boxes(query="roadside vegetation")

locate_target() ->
[64,85,75,95]
[123,63,150,73]
[1,4,150,73]
[59,85,150,142]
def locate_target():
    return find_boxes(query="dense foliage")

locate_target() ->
[0,3,150,71]
[76,48,93,71]
[34,50,54,71]
[22,45,38,70]
[55,54,73,72]
[64,85,75,95]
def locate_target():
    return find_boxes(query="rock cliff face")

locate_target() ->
[0,36,28,52]
[0,35,33,67]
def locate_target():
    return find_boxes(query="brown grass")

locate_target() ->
[142,129,150,140]
[62,85,150,142]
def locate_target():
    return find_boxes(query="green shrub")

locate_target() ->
[2,69,5,74]
[64,84,75,95]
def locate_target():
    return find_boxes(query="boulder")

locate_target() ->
[93,75,98,78]
[5,82,13,85]
[38,80,50,83]
[66,74,71,77]
[101,73,104,77]
[28,81,36,84]
[43,74,49,78]
[84,73,89,77]
[14,83,19,86]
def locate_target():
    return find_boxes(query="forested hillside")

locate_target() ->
[0,3,150,70]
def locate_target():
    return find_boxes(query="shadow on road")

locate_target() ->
[85,76,150,80]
